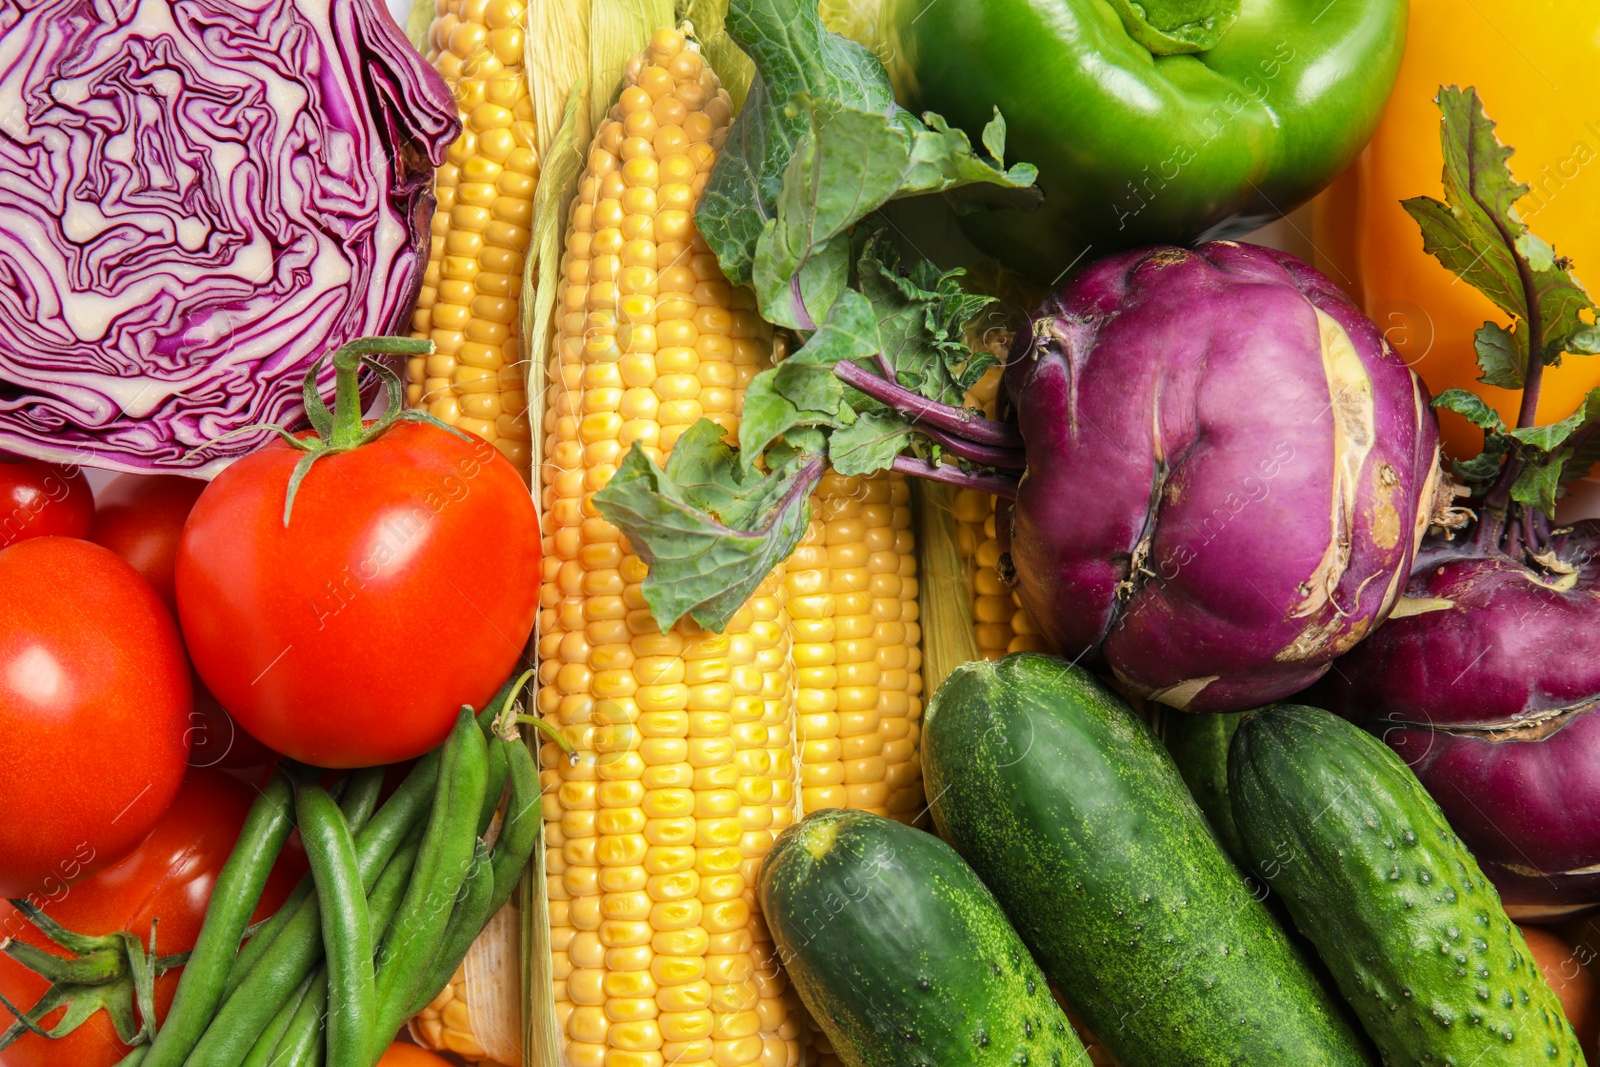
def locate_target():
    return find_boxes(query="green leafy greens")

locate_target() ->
[1406,86,1600,515]
[591,0,1037,633]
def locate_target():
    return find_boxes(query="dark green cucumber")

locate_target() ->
[759,808,1090,1067]
[1229,704,1583,1066]
[922,653,1371,1067]
[1158,707,1248,860]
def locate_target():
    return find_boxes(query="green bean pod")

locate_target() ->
[238,972,314,1067]
[405,838,495,1018]
[488,736,541,912]
[224,770,387,1002]
[269,970,327,1067]
[143,771,297,1067]
[476,738,508,837]
[294,784,373,1067]
[335,768,386,833]
[372,710,487,1041]
[188,753,441,1066]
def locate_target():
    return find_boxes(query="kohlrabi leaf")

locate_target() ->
[1474,322,1524,389]
[903,113,1039,197]
[1566,324,1600,356]
[1453,447,1505,485]
[701,0,1037,329]
[736,289,879,463]
[1510,450,1568,515]
[828,411,915,476]
[1507,408,1588,451]
[858,233,997,406]
[981,109,1009,164]
[1402,86,1596,371]
[697,0,896,286]
[1563,389,1600,482]
[1433,388,1505,431]
[591,420,819,632]
[750,100,913,324]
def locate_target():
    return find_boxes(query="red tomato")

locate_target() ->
[377,1044,455,1067]
[0,768,305,1067]
[0,459,92,550]
[186,678,278,770]
[176,425,539,768]
[88,474,205,615]
[0,538,192,896]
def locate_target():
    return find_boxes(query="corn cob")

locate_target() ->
[534,28,800,1067]
[406,0,539,474]
[787,471,924,824]
[954,368,1045,659]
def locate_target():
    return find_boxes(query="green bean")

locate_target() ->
[249,830,420,1067]
[293,784,372,1067]
[477,738,508,837]
[267,970,326,1067]
[372,710,487,1041]
[488,736,543,912]
[143,772,297,1067]
[335,767,386,832]
[225,767,393,1000]
[187,752,441,1066]
[239,973,313,1067]
[405,838,495,1018]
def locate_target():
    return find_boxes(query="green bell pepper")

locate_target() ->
[830,0,1407,281]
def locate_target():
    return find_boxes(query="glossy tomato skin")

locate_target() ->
[84,475,277,769]
[176,424,539,768]
[88,474,205,614]
[0,459,93,549]
[0,768,305,1067]
[0,538,191,897]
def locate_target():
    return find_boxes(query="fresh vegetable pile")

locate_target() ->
[7,0,1600,1065]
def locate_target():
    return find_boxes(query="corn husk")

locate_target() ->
[912,478,981,698]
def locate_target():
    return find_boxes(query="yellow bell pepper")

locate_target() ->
[1313,0,1600,459]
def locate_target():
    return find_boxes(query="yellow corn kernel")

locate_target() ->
[408,0,539,476]
[785,470,924,823]
[957,368,1046,658]
[539,30,795,1067]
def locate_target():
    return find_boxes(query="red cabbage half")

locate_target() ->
[0,0,459,474]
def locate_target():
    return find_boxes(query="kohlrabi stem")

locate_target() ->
[834,360,1024,449]
[1478,208,1548,531]
[891,455,1020,499]
[918,426,1027,469]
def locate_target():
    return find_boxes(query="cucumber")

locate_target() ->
[1229,704,1583,1065]
[1157,707,1248,860]
[922,653,1372,1067]
[758,807,1091,1067]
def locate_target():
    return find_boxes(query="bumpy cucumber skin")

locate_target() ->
[759,808,1090,1067]
[1159,708,1248,860]
[1230,704,1583,1066]
[922,653,1372,1067]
